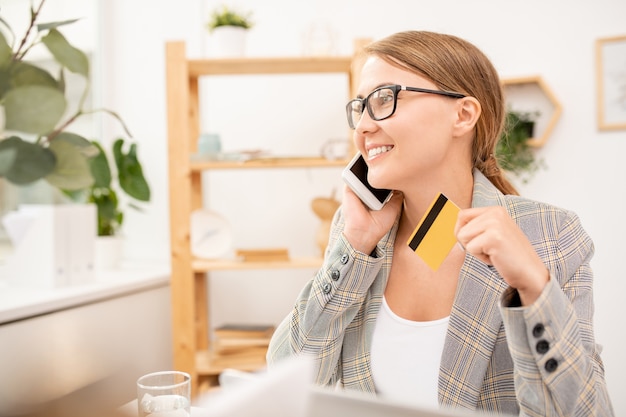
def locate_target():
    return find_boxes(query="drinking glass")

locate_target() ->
[137,371,191,417]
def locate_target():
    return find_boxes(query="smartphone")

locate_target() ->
[342,153,393,210]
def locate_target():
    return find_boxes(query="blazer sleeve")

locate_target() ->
[499,208,614,416]
[266,207,384,385]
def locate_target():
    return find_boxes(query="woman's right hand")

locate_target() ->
[341,186,403,254]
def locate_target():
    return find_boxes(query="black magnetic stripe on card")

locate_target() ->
[408,193,449,251]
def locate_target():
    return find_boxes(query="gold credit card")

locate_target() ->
[407,193,460,271]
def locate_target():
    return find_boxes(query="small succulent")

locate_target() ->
[207,5,254,33]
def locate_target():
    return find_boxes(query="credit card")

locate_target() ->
[407,193,460,271]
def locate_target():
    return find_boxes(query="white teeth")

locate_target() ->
[368,146,393,158]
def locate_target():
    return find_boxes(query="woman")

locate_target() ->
[267,31,613,416]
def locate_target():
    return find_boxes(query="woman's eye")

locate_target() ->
[374,90,394,107]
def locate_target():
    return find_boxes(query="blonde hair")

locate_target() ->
[363,31,518,195]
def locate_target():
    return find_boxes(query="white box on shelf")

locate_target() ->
[1,204,96,288]
[68,204,96,285]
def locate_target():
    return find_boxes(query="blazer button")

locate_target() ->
[331,269,341,281]
[532,323,545,338]
[340,254,349,264]
[536,340,550,354]
[322,283,332,294]
[545,358,558,373]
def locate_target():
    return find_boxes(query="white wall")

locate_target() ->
[96,0,626,413]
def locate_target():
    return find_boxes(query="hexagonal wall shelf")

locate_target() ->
[502,75,562,147]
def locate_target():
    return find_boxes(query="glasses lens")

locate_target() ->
[368,87,396,121]
[346,99,363,129]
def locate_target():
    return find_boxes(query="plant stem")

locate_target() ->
[12,0,46,61]
[89,108,133,138]
[45,109,83,142]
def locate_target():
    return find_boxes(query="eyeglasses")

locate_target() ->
[345,84,466,129]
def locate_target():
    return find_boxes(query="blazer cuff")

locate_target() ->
[499,276,572,379]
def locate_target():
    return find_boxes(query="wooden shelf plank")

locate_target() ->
[189,156,349,171]
[188,56,352,77]
[192,256,323,272]
[196,349,267,376]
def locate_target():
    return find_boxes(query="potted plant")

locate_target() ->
[87,138,150,268]
[495,110,544,183]
[0,0,150,272]
[206,5,254,57]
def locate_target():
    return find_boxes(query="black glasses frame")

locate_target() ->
[345,84,466,129]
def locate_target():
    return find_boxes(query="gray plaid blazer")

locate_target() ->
[268,170,614,416]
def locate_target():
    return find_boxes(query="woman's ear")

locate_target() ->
[453,97,481,137]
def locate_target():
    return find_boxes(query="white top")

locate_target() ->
[370,296,449,409]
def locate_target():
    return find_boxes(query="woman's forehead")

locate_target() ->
[357,56,434,95]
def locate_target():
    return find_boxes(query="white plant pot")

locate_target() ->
[94,235,124,270]
[210,26,248,57]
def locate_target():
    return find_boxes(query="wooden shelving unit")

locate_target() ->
[165,41,361,395]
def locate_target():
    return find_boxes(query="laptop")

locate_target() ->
[307,386,500,417]
[196,357,506,417]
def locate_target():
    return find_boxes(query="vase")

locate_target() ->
[94,235,124,270]
[210,26,248,57]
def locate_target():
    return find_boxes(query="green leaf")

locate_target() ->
[0,31,14,98]
[0,146,17,175]
[113,138,151,202]
[55,131,99,158]
[1,61,60,101]
[89,187,120,236]
[37,19,81,32]
[0,30,12,68]
[0,136,56,184]
[41,28,89,77]
[0,68,9,99]
[61,187,89,203]
[3,85,67,134]
[9,61,59,88]
[89,141,112,188]
[0,15,15,47]
[46,135,94,190]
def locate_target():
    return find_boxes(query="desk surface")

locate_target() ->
[0,261,170,324]
[119,400,204,417]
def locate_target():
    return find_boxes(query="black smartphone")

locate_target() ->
[341,153,393,210]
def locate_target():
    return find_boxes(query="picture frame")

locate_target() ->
[596,34,626,131]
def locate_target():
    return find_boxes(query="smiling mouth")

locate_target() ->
[368,145,393,158]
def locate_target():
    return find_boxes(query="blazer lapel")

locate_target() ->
[438,170,509,409]
[439,258,507,409]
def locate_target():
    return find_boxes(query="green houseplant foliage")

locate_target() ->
[0,0,150,238]
[496,110,543,182]
[89,138,151,236]
[0,0,129,190]
[207,5,254,32]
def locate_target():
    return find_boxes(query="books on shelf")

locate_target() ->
[209,345,270,365]
[196,348,268,376]
[213,323,276,355]
[214,323,275,339]
[214,336,273,351]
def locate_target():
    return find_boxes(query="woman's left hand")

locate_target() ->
[455,206,549,305]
